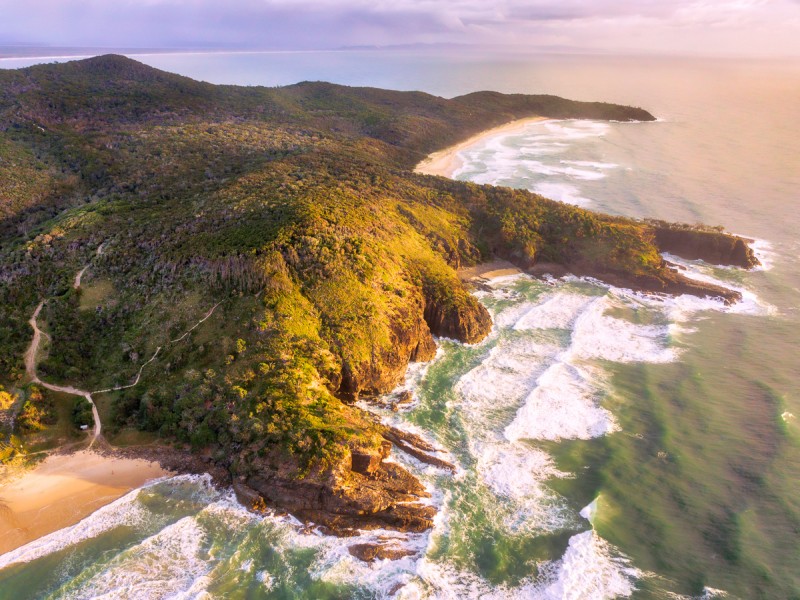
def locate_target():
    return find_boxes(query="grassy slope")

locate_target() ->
[0,55,697,480]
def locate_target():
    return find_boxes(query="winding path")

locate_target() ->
[73,243,104,290]
[25,302,102,445]
[24,245,222,448]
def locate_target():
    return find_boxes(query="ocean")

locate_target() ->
[1,50,798,599]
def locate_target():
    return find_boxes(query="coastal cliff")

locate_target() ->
[648,220,760,268]
[0,55,757,534]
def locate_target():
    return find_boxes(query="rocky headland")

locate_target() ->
[0,55,761,544]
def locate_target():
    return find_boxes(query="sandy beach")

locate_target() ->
[414,116,548,178]
[458,259,523,281]
[0,451,170,554]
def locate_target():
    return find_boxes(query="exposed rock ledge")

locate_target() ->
[648,220,760,269]
[236,423,454,537]
[494,224,757,305]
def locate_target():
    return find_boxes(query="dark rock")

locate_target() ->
[423,293,492,344]
[382,426,456,472]
[349,542,417,562]
[396,391,414,406]
[245,451,435,536]
[649,222,760,269]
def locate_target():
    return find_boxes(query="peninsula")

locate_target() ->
[0,55,759,543]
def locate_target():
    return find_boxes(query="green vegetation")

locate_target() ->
[0,55,691,483]
[0,386,16,411]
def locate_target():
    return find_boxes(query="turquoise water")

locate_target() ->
[1,51,798,598]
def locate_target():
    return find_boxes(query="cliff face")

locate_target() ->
[650,223,760,269]
[336,291,491,401]
[423,294,493,344]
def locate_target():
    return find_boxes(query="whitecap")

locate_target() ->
[57,516,210,600]
[504,361,618,442]
[561,160,618,170]
[399,530,638,600]
[532,182,593,207]
[536,530,640,599]
[568,296,675,364]
[512,293,596,331]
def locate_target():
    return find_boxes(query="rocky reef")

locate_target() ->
[237,426,451,536]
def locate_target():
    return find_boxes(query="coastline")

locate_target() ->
[0,450,170,555]
[414,116,547,178]
[458,259,523,281]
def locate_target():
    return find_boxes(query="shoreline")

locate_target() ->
[414,116,547,178]
[458,259,523,281]
[0,450,170,555]
[0,444,230,557]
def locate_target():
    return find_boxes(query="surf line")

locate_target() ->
[23,243,223,447]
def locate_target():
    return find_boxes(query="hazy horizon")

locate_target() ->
[1,0,799,59]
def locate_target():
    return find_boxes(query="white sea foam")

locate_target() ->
[532,182,593,207]
[561,160,618,170]
[511,293,596,330]
[504,361,618,442]
[537,531,639,599]
[542,121,610,140]
[58,515,210,600]
[661,253,776,316]
[580,498,599,525]
[256,570,276,590]
[747,237,776,271]
[453,275,681,542]
[455,336,558,417]
[400,530,638,600]
[568,296,675,364]
[455,119,616,208]
[475,441,565,499]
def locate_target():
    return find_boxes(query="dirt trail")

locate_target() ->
[73,243,105,290]
[25,302,102,445]
[24,245,222,447]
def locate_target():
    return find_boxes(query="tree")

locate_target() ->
[0,387,17,411]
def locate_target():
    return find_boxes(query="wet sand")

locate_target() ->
[0,451,170,554]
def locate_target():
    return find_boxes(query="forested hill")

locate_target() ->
[0,54,654,160]
[0,55,753,531]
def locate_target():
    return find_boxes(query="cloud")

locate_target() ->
[0,0,798,55]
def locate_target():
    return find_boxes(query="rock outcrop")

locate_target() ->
[565,263,743,305]
[349,542,417,562]
[237,425,453,536]
[381,425,456,472]
[649,222,760,269]
[335,281,491,402]
[243,450,436,536]
[423,293,493,344]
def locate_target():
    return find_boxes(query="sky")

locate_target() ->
[1,0,799,57]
